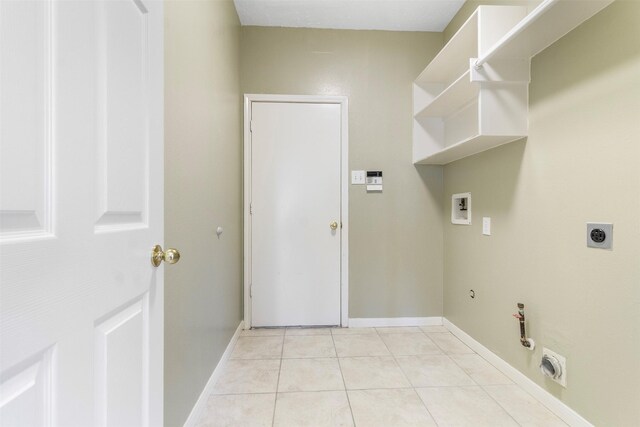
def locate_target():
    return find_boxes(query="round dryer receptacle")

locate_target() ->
[540,354,562,379]
[590,228,606,243]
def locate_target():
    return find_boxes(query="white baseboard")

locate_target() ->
[443,318,592,427]
[183,320,244,427]
[348,317,443,328]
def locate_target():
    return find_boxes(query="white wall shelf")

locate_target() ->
[414,71,478,119]
[475,0,614,68]
[413,5,528,165]
[421,134,524,165]
[415,12,478,86]
[413,0,614,165]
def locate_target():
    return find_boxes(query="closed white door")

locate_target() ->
[0,1,165,426]
[250,101,342,327]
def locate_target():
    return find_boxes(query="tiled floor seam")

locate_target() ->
[229,357,286,360]
[380,328,443,426]
[405,348,507,426]
[276,388,349,393]
[213,391,278,396]
[270,334,285,427]
[408,383,442,427]
[331,331,357,427]
[206,327,562,426]
[480,385,524,426]
[447,353,480,386]
[447,354,523,426]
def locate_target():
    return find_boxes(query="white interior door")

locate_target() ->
[0,1,164,426]
[250,101,342,327]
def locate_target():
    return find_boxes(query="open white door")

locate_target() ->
[0,1,165,426]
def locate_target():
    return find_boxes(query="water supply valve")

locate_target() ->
[514,303,535,350]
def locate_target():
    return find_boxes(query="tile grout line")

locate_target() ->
[444,349,526,426]
[230,335,286,361]
[484,381,567,425]
[479,384,527,427]
[212,391,278,396]
[230,327,557,427]
[426,332,453,355]
[376,327,418,390]
[377,328,443,427]
[331,329,357,427]
[422,344,476,427]
[441,353,522,425]
[447,353,480,387]
[270,334,286,427]
[423,333,523,427]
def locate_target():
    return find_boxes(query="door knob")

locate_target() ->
[151,244,181,267]
[330,221,339,231]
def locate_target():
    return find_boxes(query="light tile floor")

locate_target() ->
[196,327,567,427]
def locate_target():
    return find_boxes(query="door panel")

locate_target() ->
[0,1,164,426]
[0,0,52,238]
[0,349,54,427]
[96,0,148,230]
[95,299,146,427]
[251,102,342,327]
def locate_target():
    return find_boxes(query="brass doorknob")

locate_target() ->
[151,244,181,267]
[330,221,339,231]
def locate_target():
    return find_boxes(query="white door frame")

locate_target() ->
[243,94,349,328]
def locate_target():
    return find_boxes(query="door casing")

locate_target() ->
[243,94,349,328]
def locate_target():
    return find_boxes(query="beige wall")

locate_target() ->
[443,1,640,425]
[164,1,242,426]
[241,28,444,318]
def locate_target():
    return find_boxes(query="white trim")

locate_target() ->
[443,318,593,427]
[243,95,252,329]
[348,317,443,328]
[243,94,350,328]
[182,321,244,427]
[339,97,349,328]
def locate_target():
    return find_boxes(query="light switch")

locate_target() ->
[351,170,365,185]
[482,217,491,235]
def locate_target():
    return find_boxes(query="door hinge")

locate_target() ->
[250,203,253,215]
[249,284,252,298]
[250,120,253,133]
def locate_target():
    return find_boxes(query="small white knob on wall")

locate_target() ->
[216,226,223,237]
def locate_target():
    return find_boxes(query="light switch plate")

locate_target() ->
[351,170,365,185]
[483,217,491,235]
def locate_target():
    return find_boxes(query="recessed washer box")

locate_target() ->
[452,193,471,225]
